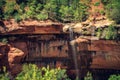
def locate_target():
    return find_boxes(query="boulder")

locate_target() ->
[73,23,84,33]
[7,46,24,75]
[63,23,84,33]
[0,44,25,75]
[8,47,24,63]
[63,23,75,32]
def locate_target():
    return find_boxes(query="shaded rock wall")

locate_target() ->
[0,35,120,77]
[75,39,120,70]
[6,34,69,68]
[0,43,10,72]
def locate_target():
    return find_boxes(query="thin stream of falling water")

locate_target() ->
[69,27,80,79]
[69,27,74,41]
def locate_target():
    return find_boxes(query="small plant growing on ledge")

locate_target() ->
[104,25,117,40]
[94,2,100,6]
[0,38,8,44]
[96,25,117,40]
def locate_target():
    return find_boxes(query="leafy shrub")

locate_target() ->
[0,67,10,80]
[94,2,100,6]
[105,0,120,23]
[107,8,120,24]
[0,0,5,19]
[96,25,117,40]
[96,28,102,38]
[59,1,89,22]
[108,74,120,80]
[15,64,42,80]
[0,0,89,22]
[15,64,70,80]
[14,14,22,22]
[35,12,48,21]
[59,6,74,22]
[3,0,16,20]
[84,72,93,80]
[104,25,117,40]
[99,10,105,15]
[0,38,8,44]
[101,0,110,5]
[0,0,5,8]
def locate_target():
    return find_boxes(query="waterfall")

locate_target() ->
[69,27,80,79]
[69,27,74,41]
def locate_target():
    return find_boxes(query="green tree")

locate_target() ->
[58,0,89,22]
[105,0,120,23]
[0,0,5,19]
[0,0,90,22]
[108,74,120,80]
[3,0,17,20]
[73,2,89,22]
[96,25,117,40]
[43,0,57,20]
[16,64,71,80]
[59,5,74,22]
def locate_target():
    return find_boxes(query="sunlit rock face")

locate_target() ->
[63,24,70,32]
[10,42,28,58]
[63,22,95,35]
[8,47,24,63]
[0,19,63,34]
[63,16,114,35]
[63,23,83,33]
[8,46,24,75]
[0,19,23,33]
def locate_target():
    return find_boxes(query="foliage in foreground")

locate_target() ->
[0,67,10,80]
[108,74,120,80]
[0,66,120,80]
[0,64,71,80]
[84,72,93,80]
[15,64,70,80]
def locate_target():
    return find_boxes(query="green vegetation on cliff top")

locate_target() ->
[0,0,120,23]
[0,0,89,22]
